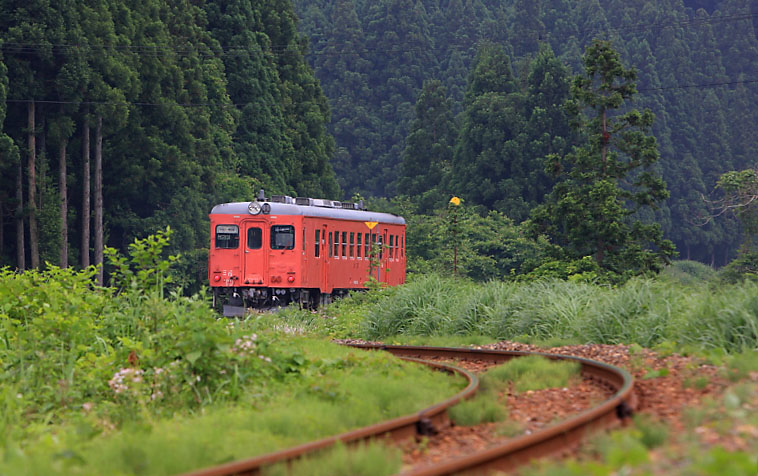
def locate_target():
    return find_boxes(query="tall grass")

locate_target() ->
[360,273,758,353]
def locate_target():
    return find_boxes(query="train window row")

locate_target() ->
[319,231,404,261]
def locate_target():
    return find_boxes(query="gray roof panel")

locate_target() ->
[210,202,406,225]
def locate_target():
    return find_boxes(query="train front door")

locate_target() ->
[242,221,267,285]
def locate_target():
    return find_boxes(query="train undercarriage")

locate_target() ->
[212,286,353,316]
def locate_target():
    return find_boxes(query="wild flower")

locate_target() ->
[232,334,259,356]
[82,402,94,412]
[109,368,144,395]
[274,324,305,335]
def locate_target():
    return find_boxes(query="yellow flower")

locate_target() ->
[449,196,461,206]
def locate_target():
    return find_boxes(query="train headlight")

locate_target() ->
[248,202,263,215]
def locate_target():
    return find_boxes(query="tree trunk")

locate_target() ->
[94,115,103,285]
[16,159,25,271]
[81,109,90,268]
[59,138,68,268]
[28,101,39,269]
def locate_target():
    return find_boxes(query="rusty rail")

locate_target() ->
[183,345,636,476]
[355,345,637,475]
[182,356,479,476]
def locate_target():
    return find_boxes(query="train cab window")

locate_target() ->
[329,232,333,257]
[215,225,239,249]
[315,230,321,258]
[342,232,348,258]
[389,235,394,259]
[271,225,295,250]
[356,233,362,259]
[247,227,262,249]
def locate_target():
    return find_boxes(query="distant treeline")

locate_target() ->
[295,0,758,265]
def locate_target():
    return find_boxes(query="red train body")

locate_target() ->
[209,195,406,314]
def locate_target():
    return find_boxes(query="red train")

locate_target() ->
[209,192,407,315]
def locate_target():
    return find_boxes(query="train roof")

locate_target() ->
[210,201,406,225]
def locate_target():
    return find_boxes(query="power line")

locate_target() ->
[639,78,758,92]
[6,76,758,110]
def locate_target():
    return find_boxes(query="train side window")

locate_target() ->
[334,231,340,258]
[247,227,262,249]
[315,230,321,257]
[215,225,239,249]
[357,233,362,258]
[342,232,347,258]
[378,235,383,260]
[271,225,295,250]
[349,232,355,258]
[389,235,394,259]
[303,227,306,251]
[365,233,370,257]
[329,232,333,257]
[402,235,405,258]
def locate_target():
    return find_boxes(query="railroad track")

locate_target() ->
[184,344,636,476]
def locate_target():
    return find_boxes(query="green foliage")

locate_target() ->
[529,40,676,281]
[264,442,403,476]
[483,355,581,393]
[448,395,507,427]
[357,273,758,353]
[0,230,465,475]
[718,251,758,283]
[661,260,717,285]
[104,227,178,295]
[714,169,758,252]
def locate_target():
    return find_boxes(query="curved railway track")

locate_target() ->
[184,344,636,476]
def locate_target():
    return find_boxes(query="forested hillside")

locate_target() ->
[0,0,339,276]
[295,0,758,265]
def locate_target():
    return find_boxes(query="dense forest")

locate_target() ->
[2,0,758,283]
[0,0,339,281]
[294,0,758,265]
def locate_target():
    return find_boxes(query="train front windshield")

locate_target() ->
[271,225,295,250]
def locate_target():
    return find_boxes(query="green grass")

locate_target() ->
[0,338,463,475]
[448,395,507,426]
[352,273,758,354]
[262,442,403,476]
[483,355,581,394]
[449,356,581,427]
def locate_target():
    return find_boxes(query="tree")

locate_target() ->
[529,40,675,278]
[0,44,21,267]
[706,169,758,253]
[398,79,456,213]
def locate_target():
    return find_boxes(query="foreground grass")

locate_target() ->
[521,379,758,476]
[1,336,461,475]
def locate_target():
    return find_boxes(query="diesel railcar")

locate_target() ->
[209,193,406,315]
